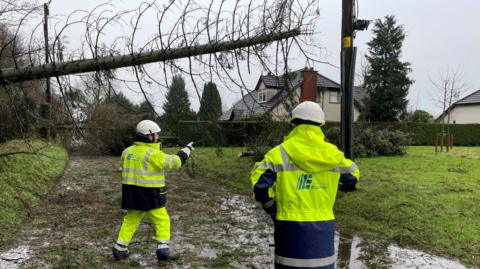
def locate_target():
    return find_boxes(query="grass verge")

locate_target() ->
[336,146,480,266]
[0,139,68,244]
[189,146,480,266]
[166,147,254,194]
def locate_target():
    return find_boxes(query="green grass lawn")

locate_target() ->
[0,139,68,244]
[165,147,254,193]
[186,146,480,266]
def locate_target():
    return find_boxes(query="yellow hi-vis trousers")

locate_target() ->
[116,207,170,245]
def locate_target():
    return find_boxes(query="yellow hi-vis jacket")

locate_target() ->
[121,142,182,188]
[251,124,360,222]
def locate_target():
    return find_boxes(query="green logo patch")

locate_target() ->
[127,154,140,161]
[296,174,320,190]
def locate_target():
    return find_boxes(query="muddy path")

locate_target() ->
[0,156,473,268]
[0,156,274,268]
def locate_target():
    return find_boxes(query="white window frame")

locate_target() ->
[329,91,340,104]
[258,89,267,103]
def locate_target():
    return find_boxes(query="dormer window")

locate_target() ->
[258,89,267,103]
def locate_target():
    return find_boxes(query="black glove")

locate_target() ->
[339,173,357,192]
[262,199,277,221]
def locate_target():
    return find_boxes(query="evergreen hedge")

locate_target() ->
[362,122,480,146]
[173,121,480,147]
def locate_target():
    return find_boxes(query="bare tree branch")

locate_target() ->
[431,67,469,131]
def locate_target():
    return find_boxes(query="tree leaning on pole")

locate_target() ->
[0,0,321,149]
[0,29,301,85]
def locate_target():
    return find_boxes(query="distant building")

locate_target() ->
[221,68,367,122]
[436,89,480,124]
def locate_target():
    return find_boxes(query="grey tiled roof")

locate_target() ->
[261,75,284,88]
[220,88,290,121]
[317,73,340,88]
[261,70,340,89]
[261,72,302,89]
[454,89,480,105]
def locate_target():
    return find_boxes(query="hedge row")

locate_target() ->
[360,122,480,146]
[174,121,480,147]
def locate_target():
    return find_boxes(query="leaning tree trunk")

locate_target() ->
[0,29,300,85]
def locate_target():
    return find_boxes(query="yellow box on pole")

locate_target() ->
[343,36,352,48]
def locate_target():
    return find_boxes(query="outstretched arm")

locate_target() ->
[165,142,194,170]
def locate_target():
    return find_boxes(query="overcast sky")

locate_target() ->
[43,0,480,116]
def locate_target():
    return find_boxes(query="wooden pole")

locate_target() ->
[341,0,355,159]
[42,3,51,138]
[43,3,51,104]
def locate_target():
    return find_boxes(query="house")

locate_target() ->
[436,89,480,124]
[221,68,367,122]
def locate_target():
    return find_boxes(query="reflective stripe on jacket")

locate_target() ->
[121,142,182,188]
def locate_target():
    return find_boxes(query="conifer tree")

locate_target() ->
[138,100,156,120]
[198,82,222,121]
[161,75,194,137]
[364,15,413,122]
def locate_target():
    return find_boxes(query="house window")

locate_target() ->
[329,91,340,103]
[316,87,323,103]
[258,89,267,103]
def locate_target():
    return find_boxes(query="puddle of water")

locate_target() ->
[388,245,468,269]
[219,196,470,268]
[0,245,30,269]
[198,248,218,258]
[336,233,470,269]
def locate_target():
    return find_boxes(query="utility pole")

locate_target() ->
[42,2,51,138]
[43,3,51,103]
[340,0,355,159]
[340,0,368,159]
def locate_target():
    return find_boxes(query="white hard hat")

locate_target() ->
[136,120,161,135]
[291,101,325,124]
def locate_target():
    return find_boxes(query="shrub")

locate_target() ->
[325,126,410,157]
[172,121,223,147]
[84,103,141,155]
[0,89,38,142]
[244,120,291,161]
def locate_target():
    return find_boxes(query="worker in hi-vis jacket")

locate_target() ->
[251,101,359,269]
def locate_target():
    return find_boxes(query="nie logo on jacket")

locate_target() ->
[127,154,140,161]
[296,174,321,190]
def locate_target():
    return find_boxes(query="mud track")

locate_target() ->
[0,156,274,268]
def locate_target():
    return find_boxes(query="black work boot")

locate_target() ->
[112,242,129,261]
[156,247,180,261]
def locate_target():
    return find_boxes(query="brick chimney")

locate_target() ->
[300,68,318,102]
